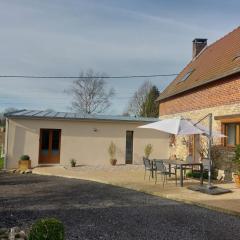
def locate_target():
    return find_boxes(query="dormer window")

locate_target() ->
[178,69,194,83]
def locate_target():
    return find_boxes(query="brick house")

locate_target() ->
[157,27,240,176]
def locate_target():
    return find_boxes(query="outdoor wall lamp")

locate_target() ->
[93,128,98,132]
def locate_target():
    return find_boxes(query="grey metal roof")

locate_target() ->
[5,109,158,123]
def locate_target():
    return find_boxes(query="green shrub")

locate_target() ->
[70,158,76,167]
[0,146,3,169]
[233,144,240,175]
[0,156,4,169]
[29,218,64,240]
[186,171,217,180]
[20,155,30,161]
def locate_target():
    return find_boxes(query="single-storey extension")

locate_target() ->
[4,110,169,169]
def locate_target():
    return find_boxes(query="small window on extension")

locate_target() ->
[178,69,195,83]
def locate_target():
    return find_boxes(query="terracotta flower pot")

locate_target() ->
[110,159,117,166]
[18,160,31,171]
[234,174,240,187]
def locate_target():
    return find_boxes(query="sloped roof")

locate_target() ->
[157,26,240,101]
[5,109,158,123]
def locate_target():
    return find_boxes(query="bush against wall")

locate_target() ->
[199,137,222,170]
[233,144,240,174]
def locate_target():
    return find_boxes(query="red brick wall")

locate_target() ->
[159,73,240,116]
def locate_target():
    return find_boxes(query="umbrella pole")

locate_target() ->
[189,114,231,194]
[194,113,214,188]
[207,113,212,188]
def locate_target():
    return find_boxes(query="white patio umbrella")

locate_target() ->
[138,117,204,135]
[138,117,225,137]
[138,115,226,190]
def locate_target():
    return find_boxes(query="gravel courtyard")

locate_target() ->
[1,173,240,240]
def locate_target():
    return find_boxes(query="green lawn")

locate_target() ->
[0,156,3,169]
[0,145,3,169]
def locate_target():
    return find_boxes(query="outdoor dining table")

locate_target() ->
[161,159,204,187]
[151,159,203,187]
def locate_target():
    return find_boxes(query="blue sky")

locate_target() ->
[0,0,239,114]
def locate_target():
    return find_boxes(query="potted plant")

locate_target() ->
[108,142,117,166]
[18,155,31,171]
[233,144,240,187]
[70,158,76,167]
[144,144,153,159]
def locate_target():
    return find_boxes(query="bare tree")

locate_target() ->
[67,69,115,114]
[3,107,19,114]
[126,80,152,116]
[0,107,19,126]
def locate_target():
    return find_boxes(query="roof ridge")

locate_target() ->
[182,26,240,70]
[158,26,240,102]
[206,25,240,50]
[187,27,240,64]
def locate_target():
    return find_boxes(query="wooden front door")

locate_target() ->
[125,131,133,164]
[39,129,61,164]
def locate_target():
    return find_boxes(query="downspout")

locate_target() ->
[4,118,9,169]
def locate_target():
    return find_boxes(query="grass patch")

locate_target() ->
[0,145,4,169]
[0,157,3,169]
[0,157,4,169]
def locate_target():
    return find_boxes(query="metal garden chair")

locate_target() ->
[154,160,177,187]
[143,157,155,181]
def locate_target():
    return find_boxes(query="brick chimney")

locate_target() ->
[192,38,207,58]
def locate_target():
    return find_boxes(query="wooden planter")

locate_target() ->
[234,174,240,187]
[110,159,117,166]
[18,160,31,171]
